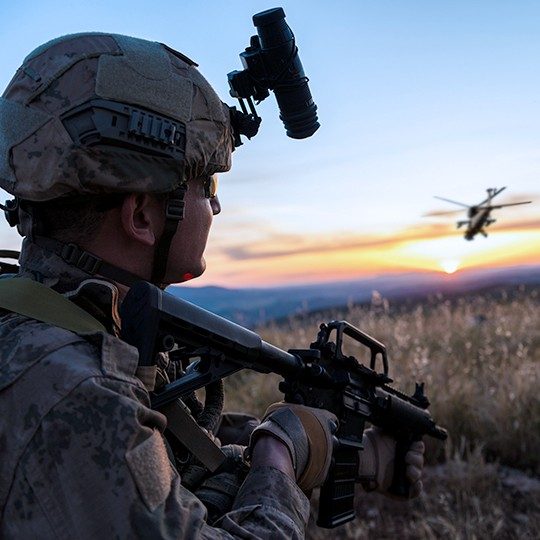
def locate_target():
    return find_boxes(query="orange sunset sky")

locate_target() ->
[199,214,540,288]
[0,1,538,289]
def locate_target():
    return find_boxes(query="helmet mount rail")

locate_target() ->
[61,99,187,159]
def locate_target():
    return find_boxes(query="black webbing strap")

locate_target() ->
[0,250,20,274]
[151,186,187,285]
[0,250,20,259]
[33,236,144,287]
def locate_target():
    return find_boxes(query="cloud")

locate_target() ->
[495,218,540,232]
[221,223,454,261]
[499,193,538,204]
[220,218,540,262]
[423,209,463,217]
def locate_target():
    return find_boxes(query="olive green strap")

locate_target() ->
[0,278,106,334]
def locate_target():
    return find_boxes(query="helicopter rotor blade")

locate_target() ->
[477,187,507,207]
[490,201,532,209]
[433,196,471,208]
[423,209,465,217]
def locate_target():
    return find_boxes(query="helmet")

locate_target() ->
[0,32,233,201]
[0,33,234,285]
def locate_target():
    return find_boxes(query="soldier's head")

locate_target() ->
[0,33,234,286]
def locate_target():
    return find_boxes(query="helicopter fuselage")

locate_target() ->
[434,187,531,241]
[464,207,494,240]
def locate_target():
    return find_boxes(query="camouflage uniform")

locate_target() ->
[0,32,311,538]
[0,240,310,538]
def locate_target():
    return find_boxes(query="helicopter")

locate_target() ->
[431,187,532,240]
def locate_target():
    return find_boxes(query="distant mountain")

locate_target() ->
[167,265,540,326]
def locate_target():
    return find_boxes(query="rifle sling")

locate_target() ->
[161,400,227,473]
[0,278,106,334]
[0,278,225,471]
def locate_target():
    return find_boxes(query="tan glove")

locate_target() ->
[357,427,425,499]
[249,403,338,492]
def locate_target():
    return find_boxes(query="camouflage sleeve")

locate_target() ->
[221,465,311,538]
[18,375,310,539]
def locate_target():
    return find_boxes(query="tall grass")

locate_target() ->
[223,286,540,538]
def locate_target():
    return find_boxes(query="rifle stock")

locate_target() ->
[121,281,447,528]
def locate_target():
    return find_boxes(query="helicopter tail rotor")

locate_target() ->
[479,187,506,207]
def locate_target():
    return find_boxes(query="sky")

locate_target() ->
[0,0,538,288]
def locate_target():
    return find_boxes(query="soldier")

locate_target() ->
[0,34,425,538]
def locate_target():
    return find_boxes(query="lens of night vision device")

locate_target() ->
[253,8,319,139]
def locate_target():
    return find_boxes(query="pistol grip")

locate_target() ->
[388,434,418,498]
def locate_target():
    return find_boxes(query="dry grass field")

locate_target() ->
[223,285,540,539]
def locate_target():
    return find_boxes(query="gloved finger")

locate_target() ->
[408,440,425,454]
[221,444,245,460]
[406,463,422,483]
[264,403,338,429]
[200,427,221,447]
[409,479,423,499]
[404,449,424,469]
[315,408,339,425]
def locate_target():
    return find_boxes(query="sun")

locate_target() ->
[440,259,460,274]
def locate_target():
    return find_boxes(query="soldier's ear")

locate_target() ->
[120,193,164,247]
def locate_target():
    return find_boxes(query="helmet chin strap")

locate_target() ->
[33,235,146,288]
[30,186,188,289]
[150,185,187,286]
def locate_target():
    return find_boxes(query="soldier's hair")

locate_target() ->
[25,194,126,244]
[25,193,168,245]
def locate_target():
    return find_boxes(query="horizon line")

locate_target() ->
[174,261,540,291]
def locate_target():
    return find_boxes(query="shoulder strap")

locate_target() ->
[0,278,106,334]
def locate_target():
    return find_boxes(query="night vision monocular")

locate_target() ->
[228,7,320,144]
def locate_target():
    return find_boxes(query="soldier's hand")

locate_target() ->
[249,403,338,493]
[357,427,425,499]
[194,444,249,523]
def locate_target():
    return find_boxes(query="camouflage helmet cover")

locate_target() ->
[0,33,233,201]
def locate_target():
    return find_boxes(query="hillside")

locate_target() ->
[168,264,540,326]
[221,285,540,538]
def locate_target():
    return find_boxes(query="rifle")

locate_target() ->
[120,281,447,528]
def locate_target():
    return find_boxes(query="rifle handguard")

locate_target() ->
[120,282,448,529]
